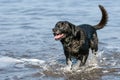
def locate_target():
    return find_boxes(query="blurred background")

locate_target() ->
[0,0,120,80]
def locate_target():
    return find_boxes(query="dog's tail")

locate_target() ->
[94,5,108,30]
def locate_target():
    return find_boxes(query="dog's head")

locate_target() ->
[52,21,78,40]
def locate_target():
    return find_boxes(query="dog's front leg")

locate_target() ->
[72,59,81,71]
[63,57,72,71]
[64,51,72,71]
[66,57,72,68]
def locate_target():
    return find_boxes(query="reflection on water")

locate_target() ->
[0,0,120,80]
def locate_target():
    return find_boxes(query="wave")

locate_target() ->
[0,56,45,69]
[0,49,120,80]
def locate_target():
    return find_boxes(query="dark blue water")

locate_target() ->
[0,0,120,80]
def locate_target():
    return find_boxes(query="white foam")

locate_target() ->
[19,58,45,68]
[0,56,21,69]
[0,56,45,69]
[61,66,72,72]
[87,50,99,67]
[21,58,45,64]
[102,70,109,73]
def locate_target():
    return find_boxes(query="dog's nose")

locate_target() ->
[52,28,55,32]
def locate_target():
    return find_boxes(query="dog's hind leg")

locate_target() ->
[80,54,89,66]
[80,50,89,66]
[90,33,98,55]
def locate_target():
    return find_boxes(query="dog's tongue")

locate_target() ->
[54,34,64,40]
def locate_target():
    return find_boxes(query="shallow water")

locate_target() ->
[0,0,120,80]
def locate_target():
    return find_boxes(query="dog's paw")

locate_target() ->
[72,60,81,71]
[92,50,98,55]
[72,65,80,71]
[61,66,72,72]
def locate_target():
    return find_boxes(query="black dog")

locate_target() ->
[52,5,108,70]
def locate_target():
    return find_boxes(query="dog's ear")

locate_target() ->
[67,22,81,39]
[73,28,81,39]
[70,26,80,39]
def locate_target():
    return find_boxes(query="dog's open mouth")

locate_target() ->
[54,34,64,40]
